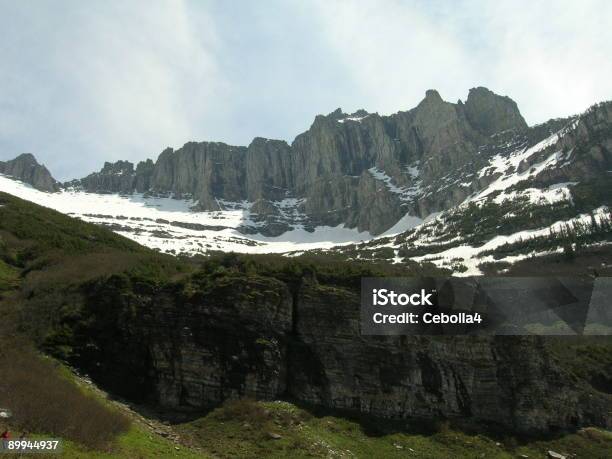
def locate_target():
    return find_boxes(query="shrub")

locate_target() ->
[0,339,130,450]
[212,399,269,427]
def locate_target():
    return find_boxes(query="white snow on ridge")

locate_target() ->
[337,115,370,123]
[474,148,568,202]
[0,174,374,255]
[471,120,581,204]
[412,206,611,276]
[491,182,577,205]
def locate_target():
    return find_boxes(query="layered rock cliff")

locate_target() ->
[4,88,610,244]
[0,153,59,192]
[66,87,532,235]
[73,272,612,435]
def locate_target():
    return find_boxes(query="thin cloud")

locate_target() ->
[311,0,612,122]
[0,0,226,180]
[0,0,610,179]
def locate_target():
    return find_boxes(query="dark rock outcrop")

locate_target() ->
[0,153,59,192]
[75,274,612,435]
[76,160,136,194]
[463,86,528,136]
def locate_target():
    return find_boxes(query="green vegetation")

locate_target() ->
[327,242,449,273]
[0,341,129,449]
[480,211,612,260]
[3,366,611,459]
[441,196,580,246]
[481,244,612,276]
[57,427,204,459]
[1,191,612,458]
[547,337,612,395]
[176,398,612,459]
[0,191,187,275]
[0,339,203,458]
[0,258,18,291]
[396,239,460,259]
[386,175,612,264]
[0,192,142,256]
[194,249,445,289]
[572,176,612,212]
[0,192,191,354]
[0,233,18,292]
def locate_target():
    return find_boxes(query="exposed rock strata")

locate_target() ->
[67,88,535,234]
[77,274,612,434]
[8,90,611,237]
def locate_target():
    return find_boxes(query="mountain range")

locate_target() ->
[2,87,612,454]
[0,87,610,274]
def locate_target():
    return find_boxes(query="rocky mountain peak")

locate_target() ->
[350,109,370,118]
[414,89,453,114]
[424,89,443,102]
[73,159,138,193]
[329,107,344,118]
[464,86,527,135]
[10,88,606,241]
[408,89,468,155]
[100,160,135,175]
[0,153,59,192]
[249,137,289,148]
[14,152,37,163]
[311,108,372,126]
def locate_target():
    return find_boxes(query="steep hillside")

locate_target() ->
[1,193,611,439]
[327,102,612,274]
[0,190,440,350]
[60,87,533,236]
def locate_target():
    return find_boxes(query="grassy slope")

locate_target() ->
[0,191,188,282]
[0,192,203,456]
[1,192,611,457]
[0,258,18,291]
[177,399,612,459]
[57,428,203,459]
[10,366,612,459]
[0,355,204,459]
[0,191,191,352]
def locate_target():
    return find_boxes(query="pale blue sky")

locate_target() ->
[1,0,611,180]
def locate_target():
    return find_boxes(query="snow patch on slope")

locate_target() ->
[380,213,424,237]
[368,167,422,201]
[0,174,373,255]
[413,206,610,276]
[472,121,579,203]
[491,182,577,205]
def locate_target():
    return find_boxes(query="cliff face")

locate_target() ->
[75,160,136,194]
[76,273,612,434]
[2,92,609,260]
[0,153,59,192]
[463,86,528,136]
[68,87,534,235]
[9,88,606,239]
